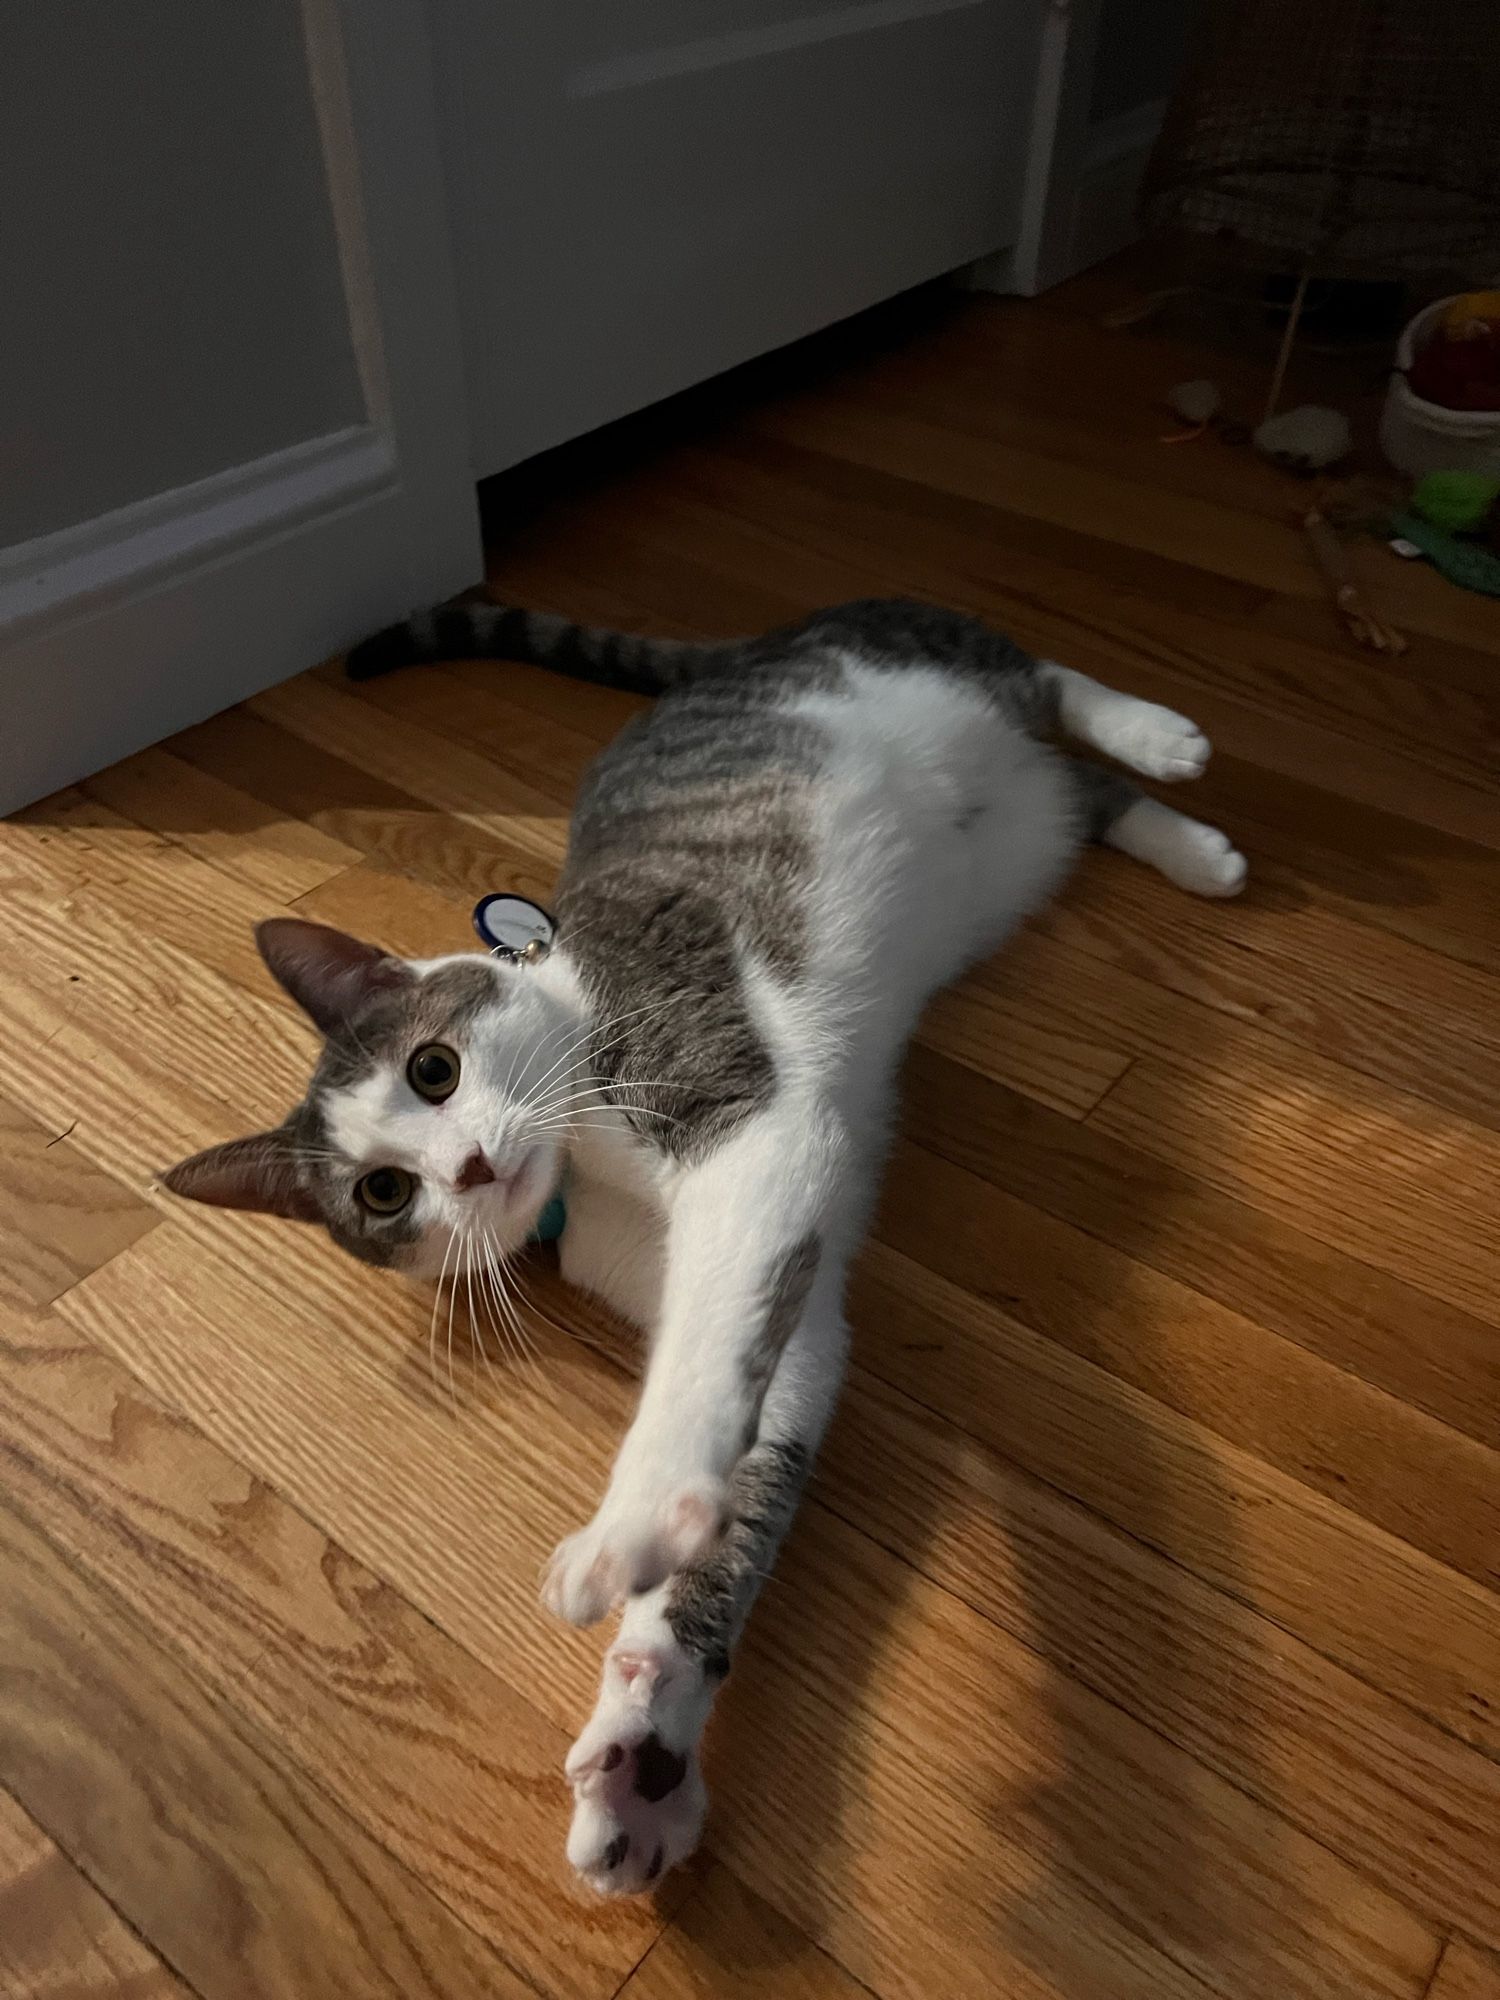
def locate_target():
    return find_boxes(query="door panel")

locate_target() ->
[434,0,1043,474]
[0,0,481,816]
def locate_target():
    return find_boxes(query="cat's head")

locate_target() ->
[162,918,578,1276]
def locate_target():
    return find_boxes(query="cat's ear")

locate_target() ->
[255,917,408,1034]
[160,1130,321,1222]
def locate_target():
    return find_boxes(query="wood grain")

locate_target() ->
[0,1094,155,1310]
[852,1240,1500,1755]
[873,1128,1500,1592]
[1428,1944,1500,2000]
[618,1867,873,1998]
[81,741,359,901]
[249,675,571,873]
[0,1443,535,2000]
[1087,1045,1500,1323]
[0,1786,190,2000]
[172,705,565,914]
[823,1370,1500,1950]
[0,1304,666,1999]
[1032,853,1500,1131]
[905,1040,1500,1453]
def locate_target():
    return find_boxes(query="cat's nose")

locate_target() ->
[453,1147,496,1193]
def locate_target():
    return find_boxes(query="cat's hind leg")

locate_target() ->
[1070,759,1247,898]
[1041,661,1212,782]
[562,1289,844,1894]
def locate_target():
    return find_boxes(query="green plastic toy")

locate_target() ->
[1409,470,1500,534]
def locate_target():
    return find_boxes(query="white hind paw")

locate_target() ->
[1097,702,1212,782]
[1107,800,1248,898]
[1168,822,1248,898]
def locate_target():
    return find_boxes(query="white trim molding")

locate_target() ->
[0,427,397,638]
[967,0,1167,295]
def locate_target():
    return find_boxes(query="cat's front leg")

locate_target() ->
[563,1298,843,1893]
[542,1094,846,1624]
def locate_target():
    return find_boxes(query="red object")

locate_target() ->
[1407,318,1500,412]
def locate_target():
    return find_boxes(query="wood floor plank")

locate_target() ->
[81,743,359,901]
[247,675,571,874]
[169,705,564,914]
[0,1785,190,2000]
[874,1128,1500,1591]
[294,861,514,957]
[0,1448,533,2000]
[945,926,1500,1326]
[50,1229,1441,2000]
[750,391,1312,601]
[516,434,1500,853]
[1033,853,1500,1133]
[1087,1048,1500,1325]
[0,870,315,1148]
[850,1240,1500,1755]
[905,1041,1500,1454]
[616,1866,878,1998]
[48,1233,1230,2000]
[1428,1943,1500,2000]
[1190,755,1500,976]
[0,1305,664,1998]
[824,1369,1500,1952]
[723,1519,1435,2000]
[0,1094,156,1311]
[348,661,603,804]
[9,787,289,990]
[956,911,1500,1142]
[836,311,1500,660]
[915,977,1133,1117]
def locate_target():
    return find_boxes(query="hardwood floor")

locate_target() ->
[3,261,1499,2000]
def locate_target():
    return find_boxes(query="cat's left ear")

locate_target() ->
[160,1129,321,1222]
[256,917,409,1034]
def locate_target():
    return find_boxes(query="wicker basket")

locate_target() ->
[1143,0,1500,284]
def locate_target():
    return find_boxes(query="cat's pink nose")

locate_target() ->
[453,1148,496,1193]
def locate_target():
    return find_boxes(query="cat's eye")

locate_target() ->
[407,1042,460,1102]
[356,1166,414,1215]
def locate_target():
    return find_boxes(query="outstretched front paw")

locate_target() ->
[565,1643,711,1896]
[542,1480,726,1625]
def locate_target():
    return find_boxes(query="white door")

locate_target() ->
[0,0,482,817]
[432,0,1047,475]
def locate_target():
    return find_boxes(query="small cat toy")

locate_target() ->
[473,893,568,1243]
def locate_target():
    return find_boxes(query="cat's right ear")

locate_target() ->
[160,1130,321,1222]
[255,917,409,1034]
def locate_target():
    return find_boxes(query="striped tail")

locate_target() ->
[345,597,733,697]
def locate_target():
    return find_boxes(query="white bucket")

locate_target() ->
[1380,296,1500,479]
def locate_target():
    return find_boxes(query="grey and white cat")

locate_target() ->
[164,597,1246,1894]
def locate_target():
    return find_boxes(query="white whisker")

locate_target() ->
[429,1225,458,1403]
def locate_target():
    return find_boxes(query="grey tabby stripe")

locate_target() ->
[346,597,736,696]
[665,1439,809,1678]
[742,1234,819,1407]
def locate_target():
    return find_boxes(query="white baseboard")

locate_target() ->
[0,431,472,817]
[0,426,397,638]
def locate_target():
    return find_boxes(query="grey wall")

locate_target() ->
[1090,0,1194,122]
[1,0,365,546]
